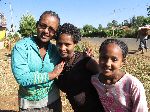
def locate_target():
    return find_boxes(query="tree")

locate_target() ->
[82,24,95,34]
[123,20,129,26]
[107,20,118,29]
[107,22,113,29]
[112,20,118,27]
[18,12,36,37]
[147,6,150,16]
[98,24,103,31]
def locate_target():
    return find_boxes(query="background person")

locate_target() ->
[55,23,104,112]
[92,39,148,111]
[11,10,64,112]
[136,27,150,54]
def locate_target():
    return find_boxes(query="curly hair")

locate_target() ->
[99,39,128,59]
[55,23,81,44]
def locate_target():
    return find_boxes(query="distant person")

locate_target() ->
[11,10,64,112]
[92,39,148,111]
[136,27,149,54]
[4,38,11,51]
[55,23,104,112]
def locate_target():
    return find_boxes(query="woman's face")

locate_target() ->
[56,34,76,59]
[37,14,59,43]
[99,43,123,77]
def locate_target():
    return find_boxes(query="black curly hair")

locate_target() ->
[99,39,128,59]
[55,23,81,44]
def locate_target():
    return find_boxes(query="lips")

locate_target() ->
[103,67,112,73]
[41,35,48,39]
[104,69,111,73]
[60,52,67,56]
[41,32,49,39]
[105,69,111,72]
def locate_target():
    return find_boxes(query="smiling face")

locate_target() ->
[56,33,76,59]
[37,14,59,43]
[99,43,123,77]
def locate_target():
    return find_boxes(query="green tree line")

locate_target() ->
[16,6,150,38]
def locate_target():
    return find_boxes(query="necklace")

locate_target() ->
[64,52,80,72]
[98,74,116,95]
[103,83,114,96]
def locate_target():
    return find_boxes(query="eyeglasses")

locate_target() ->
[38,23,56,34]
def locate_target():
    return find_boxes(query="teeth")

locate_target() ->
[105,68,111,72]
[105,70,110,72]
[42,35,48,38]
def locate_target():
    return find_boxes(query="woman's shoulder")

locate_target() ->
[14,37,33,47]
[124,73,140,81]
[122,73,144,88]
[91,73,99,81]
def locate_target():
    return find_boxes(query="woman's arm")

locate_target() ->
[11,43,64,87]
[131,79,148,112]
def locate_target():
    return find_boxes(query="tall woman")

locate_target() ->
[11,11,64,112]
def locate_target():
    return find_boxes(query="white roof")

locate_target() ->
[138,25,150,30]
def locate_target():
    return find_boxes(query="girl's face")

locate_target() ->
[37,14,59,43]
[56,34,76,59]
[99,43,123,77]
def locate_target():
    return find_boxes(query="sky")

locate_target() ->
[0,0,150,32]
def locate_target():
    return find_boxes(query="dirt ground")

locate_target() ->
[0,38,150,111]
[0,48,73,112]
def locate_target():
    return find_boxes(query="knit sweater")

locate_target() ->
[11,37,60,101]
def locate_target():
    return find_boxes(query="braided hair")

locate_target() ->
[56,23,81,44]
[99,39,128,59]
[39,10,60,25]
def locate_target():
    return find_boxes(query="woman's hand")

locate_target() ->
[49,61,65,80]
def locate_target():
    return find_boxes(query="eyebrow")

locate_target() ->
[39,23,56,31]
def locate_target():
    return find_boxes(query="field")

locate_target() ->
[0,38,150,111]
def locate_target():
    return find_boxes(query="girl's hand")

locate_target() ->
[54,61,65,75]
[83,48,94,57]
[49,61,65,80]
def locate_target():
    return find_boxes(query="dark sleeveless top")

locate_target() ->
[56,52,104,112]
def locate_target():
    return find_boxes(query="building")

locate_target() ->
[0,13,6,41]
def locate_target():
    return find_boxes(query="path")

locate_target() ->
[81,37,150,57]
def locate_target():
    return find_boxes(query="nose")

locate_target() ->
[43,27,49,34]
[59,44,66,51]
[106,59,111,67]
